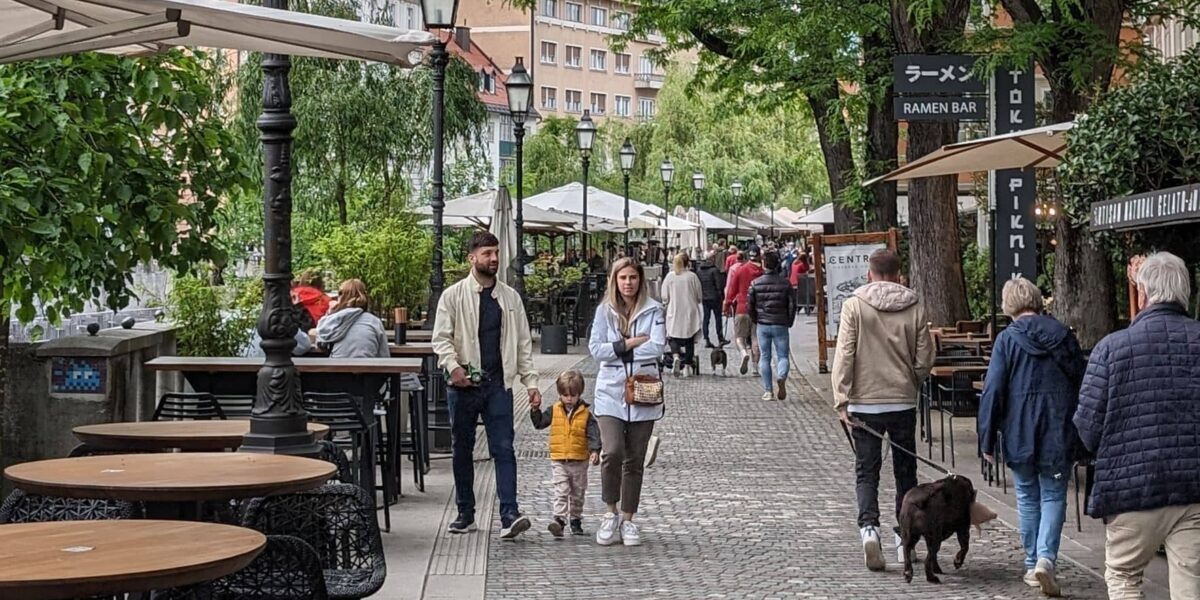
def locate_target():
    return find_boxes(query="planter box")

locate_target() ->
[540,324,568,354]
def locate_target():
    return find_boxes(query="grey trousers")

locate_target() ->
[597,416,655,515]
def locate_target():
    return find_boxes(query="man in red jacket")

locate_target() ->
[723,245,764,376]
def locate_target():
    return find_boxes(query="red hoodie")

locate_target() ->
[724,261,764,315]
[790,259,809,286]
[294,285,331,325]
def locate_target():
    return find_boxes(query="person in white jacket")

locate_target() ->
[588,258,667,548]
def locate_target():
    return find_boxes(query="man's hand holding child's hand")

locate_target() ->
[529,393,542,410]
[589,451,600,465]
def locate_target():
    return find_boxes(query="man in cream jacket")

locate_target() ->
[432,231,540,540]
[831,249,934,572]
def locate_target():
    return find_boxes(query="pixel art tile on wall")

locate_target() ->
[51,357,106,395]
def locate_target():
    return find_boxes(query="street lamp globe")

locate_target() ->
[506,57,532,125]
[660,157,674,188]
[802,193,813,210]
[619,138,636,174]
[692,171,705,191]
[421,0,459,29]
[575,110,596,158]
[731,179,743,199]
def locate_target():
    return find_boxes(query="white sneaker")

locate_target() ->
[1035,557,1062,597]
[596,512,621,546]
[672,356,682,377]
[621,520,642,546]
[761,391,774,402]
[861,525,885,571]
[895,533,905,564]
[1023,569,1040,587]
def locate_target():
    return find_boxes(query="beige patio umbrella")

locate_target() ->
[863,121,1074,186]
[490,187,518,286]
[0,0,433,65]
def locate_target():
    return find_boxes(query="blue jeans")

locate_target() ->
[1011,463,1070,569]
[756,324,791,392]
[447,382,519,521]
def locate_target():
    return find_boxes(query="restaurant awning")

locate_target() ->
[525,182,661,224]
[0,0,433,66]
[863,121,1074,186]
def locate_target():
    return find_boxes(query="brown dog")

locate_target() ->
[899,475,975,584]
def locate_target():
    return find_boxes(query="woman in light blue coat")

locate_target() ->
[588,258,666,548]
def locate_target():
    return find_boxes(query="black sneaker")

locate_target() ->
[570,518,585,536]
[448,514,476,534]
[704,340,716,349]
[499,514,531,540]
[548,517,565,538]
[718,338,731,347]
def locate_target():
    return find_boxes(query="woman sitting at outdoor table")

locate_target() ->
[313,279,389,358]
[978,277,1086,597]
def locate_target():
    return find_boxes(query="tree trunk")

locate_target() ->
[807,81,860,234]
[863,31,899,231]
[334,179,348,225]
[906,121,971,326]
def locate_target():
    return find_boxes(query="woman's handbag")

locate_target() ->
[624,359,665,406]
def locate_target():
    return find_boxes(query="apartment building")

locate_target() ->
[1145,17,1199,59]
[456,0,672,120]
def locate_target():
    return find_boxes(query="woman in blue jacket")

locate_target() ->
[979,277,1086,597]
[588,258,666,548]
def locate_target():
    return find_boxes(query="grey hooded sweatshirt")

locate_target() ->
[315,308,389,358]
[831,281,935,410]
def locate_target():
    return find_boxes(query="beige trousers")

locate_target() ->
[1105,503,1200,599]
[551,460,589,519]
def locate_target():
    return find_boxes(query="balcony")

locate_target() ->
[634,72,664,90]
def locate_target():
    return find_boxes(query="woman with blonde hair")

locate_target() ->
[588,258,666,548]
[314,278,389,358]
[660,252,703,376]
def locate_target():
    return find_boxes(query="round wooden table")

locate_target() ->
[4,453,336,503]
[0,520,264,600]
[73,421,330,452]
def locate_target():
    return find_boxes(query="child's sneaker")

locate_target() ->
[548,516,565,538]
[569,518,584,536]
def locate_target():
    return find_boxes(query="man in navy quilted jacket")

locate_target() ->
[1075,251,1200,600]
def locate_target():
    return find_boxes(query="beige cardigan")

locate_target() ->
[431,273,539,391]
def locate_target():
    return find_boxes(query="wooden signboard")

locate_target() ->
[812,228,901,373]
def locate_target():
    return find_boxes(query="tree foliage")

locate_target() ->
[0,51,250,325]
[311,214,433,312]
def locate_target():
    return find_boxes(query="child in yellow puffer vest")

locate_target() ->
[530,370,601,538]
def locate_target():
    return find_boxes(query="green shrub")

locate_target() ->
[961,243,991,321]
[168,276,258,356]
[310,215,432,314]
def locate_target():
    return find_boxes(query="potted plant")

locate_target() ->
[526,258,584,354]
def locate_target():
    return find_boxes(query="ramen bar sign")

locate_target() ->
[1090,184,1200,231]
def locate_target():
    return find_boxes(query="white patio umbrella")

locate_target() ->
[0,0,433,65]
[490,187,518,286]
[415,189,580,232]
[863,121,1074,186]
[688,207,707,256]
[526,182,660,223]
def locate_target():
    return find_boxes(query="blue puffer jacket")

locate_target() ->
[1074,302,1200,519]
[979,314,1086,472]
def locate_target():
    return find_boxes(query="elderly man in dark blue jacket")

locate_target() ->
[1074,251,1200,600]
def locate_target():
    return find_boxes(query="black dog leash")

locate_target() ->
[841,418,955,477]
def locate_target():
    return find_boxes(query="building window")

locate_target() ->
[589,49,606,71]
[540,41,557,64]
[565,90,582,113]
[541,86,557,109]
[614,95,631,117]
[478,69,495,94]
[540,0,557,18]
[565,2,582,22]
[638,55,655,75]
[590,93,607,115]
[613,11,631,31]
[565,45,581,68]
[614,52,630,74]
[638,96,656,118]
[499,114,515,143]
[590,6,608,26]
[406,5,418,29]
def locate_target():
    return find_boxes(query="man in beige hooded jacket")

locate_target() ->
[832,249,934,573]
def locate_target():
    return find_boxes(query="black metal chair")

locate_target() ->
[154,392,226,421]
[0,489,138,523]
[214,395,256,419]
[317,440,354,484]
[151,535,328,600]
[240,484,386,600]
[932,370,984,468]
[395,373,426,493]
[301,392,387,531]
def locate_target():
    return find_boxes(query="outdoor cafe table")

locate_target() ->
[0,520,263,600]
[73,421,330,452]
[4,453,334,505]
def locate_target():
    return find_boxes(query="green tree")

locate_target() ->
[0,50,248,380]
[311,215,433,313]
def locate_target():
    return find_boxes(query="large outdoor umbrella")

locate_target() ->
[416,189,579,232]
[687,207,707,256]
[527,182,660,223]
[490,187,518,286]
[0,0,432,65]
[863,121,1074,186]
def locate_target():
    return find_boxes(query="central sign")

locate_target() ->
[893,96,988,121]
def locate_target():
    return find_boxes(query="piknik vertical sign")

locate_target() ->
[993,61,1037,296]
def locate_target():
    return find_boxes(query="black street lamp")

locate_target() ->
[619,138,636,256]
[731,179,743,245]
[422,0,460,323]
[507,56,532,298]
[659,157,674,268]
[241,0,318,456]
[575,111,596,256]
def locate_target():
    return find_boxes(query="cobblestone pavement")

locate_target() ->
[484,350,1109,599]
